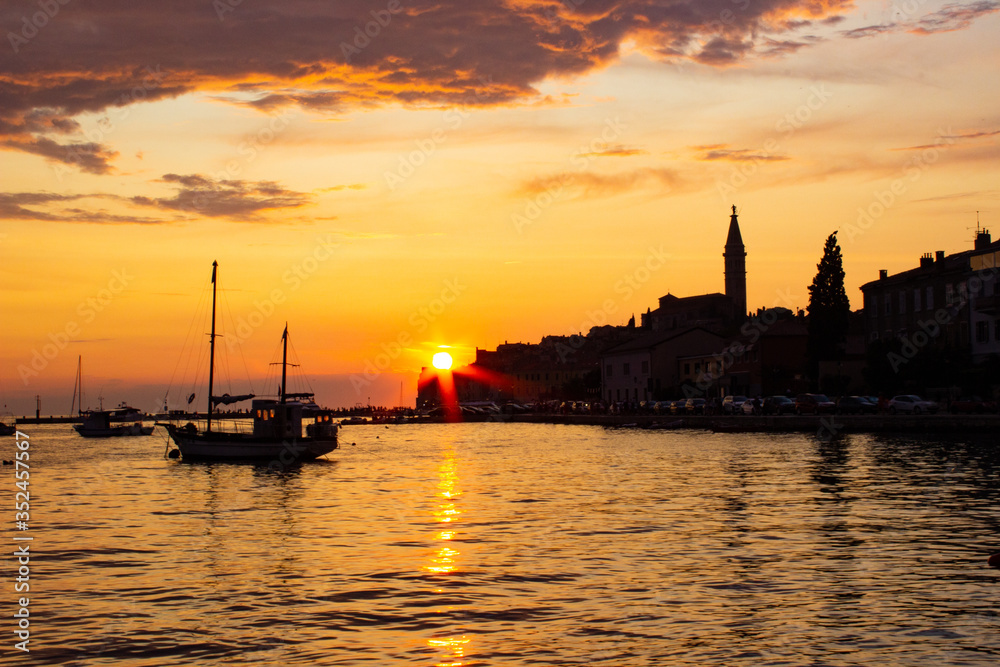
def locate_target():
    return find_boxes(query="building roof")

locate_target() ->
[602,326,723,355]
[859,237,1000,291]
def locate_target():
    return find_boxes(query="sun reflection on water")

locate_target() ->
[424,447,471,664]
[429,635,470,667]
[425,451,462,575]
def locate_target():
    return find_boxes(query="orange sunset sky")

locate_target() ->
[1,0,998,412]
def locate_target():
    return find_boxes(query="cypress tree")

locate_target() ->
[806,231,850,380]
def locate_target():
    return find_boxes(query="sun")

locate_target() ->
[432,352,454,370]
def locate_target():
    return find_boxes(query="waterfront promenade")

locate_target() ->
[506,413,1000,434]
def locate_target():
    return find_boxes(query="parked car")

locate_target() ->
[685,398,707,414]
[741,398,762,415]
[836,396,877,415]
[761,396,795,415]
[888,395,939,414]
[722,395,749,415]
[949,396,997,414]
[795,393,835,415]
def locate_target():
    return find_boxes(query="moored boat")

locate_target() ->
[71,358,154,437]
[75,410,154,438]
[160,261,338,463]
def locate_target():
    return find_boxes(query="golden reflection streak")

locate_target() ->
[429,635,469,667]
[424,449,462,575]
[424,447,472,664]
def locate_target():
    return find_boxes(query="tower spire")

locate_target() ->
[724,206,747,321]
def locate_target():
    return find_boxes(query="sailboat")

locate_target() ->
[71,357,154,437]
[160,261,339,462]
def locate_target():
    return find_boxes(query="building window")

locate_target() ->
[683,362,690,374]
[694,362,701,374]
[914,288,921,312]
[898,290,906,314]
[976,321,989,343]
[623,363,630,375]
[926,286,933,310]
[885,296,892,315]
[641,361,649,374]
[605,365,611,377]
[545,373,549,381]
[946,284,954,306]
[870,331,879,341]
[870,294,878,317]
[959,282,968,304]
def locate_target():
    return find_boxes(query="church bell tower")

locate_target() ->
[724,205,747,320]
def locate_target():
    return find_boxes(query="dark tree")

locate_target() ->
[806,231,850,381]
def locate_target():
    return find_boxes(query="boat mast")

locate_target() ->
[207,261,218,432]
[280,323,288,404]
[70,355,82,416]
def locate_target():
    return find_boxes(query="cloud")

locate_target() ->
[758,36,824,57]
[0,1,859,173]
[130,174,312,220]
[842,1,999,39]
[520,167,680,200]
[0,192,164,224]
[317,184,368,193]
[893,128,1000,151]
[1,136,119,174]
[693,145,790,162]
[909,1,1000,34]
[575,144,648,158]
[841,23,895,39]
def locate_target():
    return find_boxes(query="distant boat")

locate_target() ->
[71,357,154,438]
[75,410,154,438]
[0,410,15,436]
[160,261,338,463]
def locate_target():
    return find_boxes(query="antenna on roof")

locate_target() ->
[967,211,982,235]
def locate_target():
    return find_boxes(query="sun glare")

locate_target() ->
[432,352,454,370]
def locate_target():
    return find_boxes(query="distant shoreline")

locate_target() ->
[12,412,1000,435]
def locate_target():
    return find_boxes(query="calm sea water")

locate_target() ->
[9,422,1000,665]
